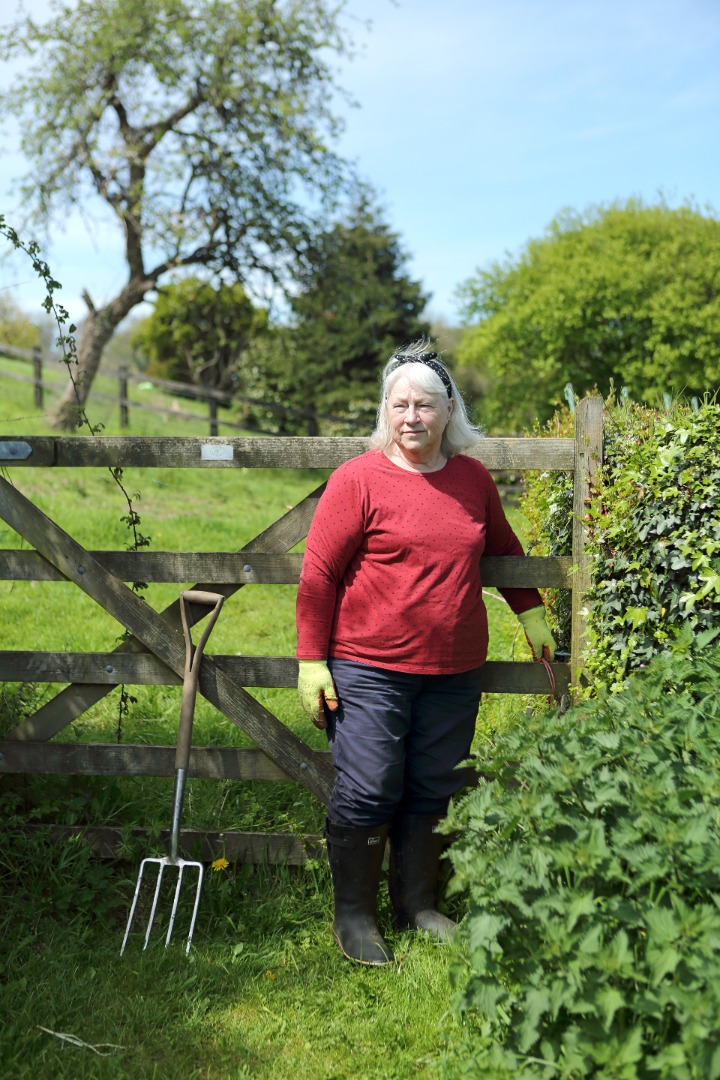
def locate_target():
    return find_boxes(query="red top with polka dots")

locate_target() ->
[296,450,542,674]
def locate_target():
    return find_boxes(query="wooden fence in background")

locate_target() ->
[0,342,356,435]
[0,398,604,864]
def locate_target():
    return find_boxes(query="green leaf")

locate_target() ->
[565,892,597,932]
[594,1024,644,1069]
[647,1042,688,1073]
[518,986,551,1052]
[648,946,682,985]
[626,605,649,628]
[596,985,627,1030]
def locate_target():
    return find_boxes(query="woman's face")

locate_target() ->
[386,375,454,461]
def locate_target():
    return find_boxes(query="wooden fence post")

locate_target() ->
[32,347,43,409]
[570,395,604,694]
[209,397,218,436]
[118,367,129,428]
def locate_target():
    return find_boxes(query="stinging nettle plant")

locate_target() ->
[443,638,720,1079]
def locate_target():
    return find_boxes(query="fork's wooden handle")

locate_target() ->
[175,591,225,771]
[182,590,226,607]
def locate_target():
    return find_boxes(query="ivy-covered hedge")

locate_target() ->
[442,399,720,1075]
[444,639,720,1078]
[522,397,720,693]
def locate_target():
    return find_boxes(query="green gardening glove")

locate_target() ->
[517,606,556,661]
[297,660,339,730]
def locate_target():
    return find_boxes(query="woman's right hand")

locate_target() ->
[297,660,339,729]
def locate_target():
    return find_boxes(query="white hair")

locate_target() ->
[369,342,482,457]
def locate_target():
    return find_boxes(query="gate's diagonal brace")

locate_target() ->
[8,482,326,743]
[0,476,334,802]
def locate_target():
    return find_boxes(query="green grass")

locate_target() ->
[0,362,539,1079]
[1,825,464,1080]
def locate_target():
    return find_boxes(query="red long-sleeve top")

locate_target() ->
[296,450,541,674]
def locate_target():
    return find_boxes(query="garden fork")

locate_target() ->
[120,590,225,956]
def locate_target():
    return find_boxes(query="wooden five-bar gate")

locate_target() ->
[0,397,603,864]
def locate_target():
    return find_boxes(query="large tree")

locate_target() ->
[456,201,720,431]
[245,201,430,434]
[1,0,358,429]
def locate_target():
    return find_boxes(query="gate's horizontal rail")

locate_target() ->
[0,742,296,780]
[0,654,570,695]
[15,824,324,865]
[0,551,572,588]
[0,435,575,470]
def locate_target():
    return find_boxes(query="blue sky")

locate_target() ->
[1,0,719,325]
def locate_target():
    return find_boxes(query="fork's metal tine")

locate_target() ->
[166,863,185,947]
[143,860,165,951]
[185,863,205,955]
[119,860,148,956]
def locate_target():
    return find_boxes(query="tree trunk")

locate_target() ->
[49,280,150,431]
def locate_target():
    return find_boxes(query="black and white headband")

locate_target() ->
[389,352,453,398]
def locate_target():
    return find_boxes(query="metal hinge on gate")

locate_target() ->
[0,441,32,461]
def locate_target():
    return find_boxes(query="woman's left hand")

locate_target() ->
[517,606,557,661]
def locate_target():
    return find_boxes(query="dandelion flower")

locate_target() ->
[211,857,229,872]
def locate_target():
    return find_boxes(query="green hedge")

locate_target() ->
[441,399,720,1076]
[522,396,720,693]
[443,640,720,1078]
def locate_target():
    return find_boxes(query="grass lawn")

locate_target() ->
[0,359,538,1078]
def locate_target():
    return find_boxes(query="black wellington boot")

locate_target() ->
[389,813,457,940]
[325,819,395,966]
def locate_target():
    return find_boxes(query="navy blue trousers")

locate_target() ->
[325,658,484,827]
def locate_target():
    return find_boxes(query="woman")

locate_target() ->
[296,343,555,965]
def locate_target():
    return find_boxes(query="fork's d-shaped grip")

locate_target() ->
[175,591,225,771]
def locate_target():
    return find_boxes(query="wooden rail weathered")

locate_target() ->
[0,434,575,469]
[0,398,604,863]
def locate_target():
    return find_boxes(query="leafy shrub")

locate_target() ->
[0,682,45,738]
[522,396,720,693]
[455,201,720,431]
[443,639,720,1078]
[584,398,720,691]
